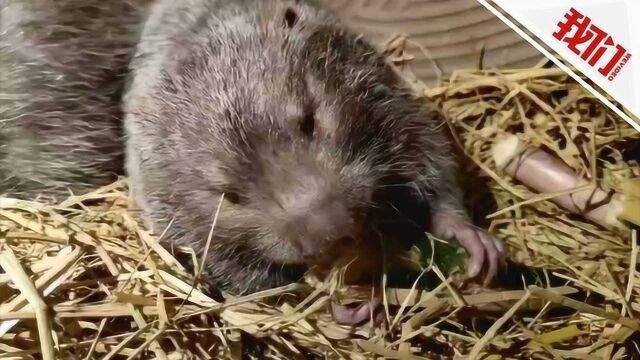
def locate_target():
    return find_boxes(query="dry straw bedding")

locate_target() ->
[1,64,639,359]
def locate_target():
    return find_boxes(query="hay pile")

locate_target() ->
[1,65,639,359]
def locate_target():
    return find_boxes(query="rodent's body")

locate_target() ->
[1,0,504,295]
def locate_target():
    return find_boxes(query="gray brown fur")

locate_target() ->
[0,0,149,197]
[1,0,479,294]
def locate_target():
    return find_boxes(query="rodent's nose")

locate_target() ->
[284,197,355,259]
[305,200,351,238]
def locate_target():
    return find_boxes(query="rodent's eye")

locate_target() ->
[224,191,243,205]
[299,111,315,139]
[283,7,299,28]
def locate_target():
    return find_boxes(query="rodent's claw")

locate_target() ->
[459,227,506,284]
[330,297,384,326]
[454,226,485,277]
[431,212,506,284]
[476,229,504,285]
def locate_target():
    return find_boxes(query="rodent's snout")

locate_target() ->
[277,185,357,261]
[296,200,354,259]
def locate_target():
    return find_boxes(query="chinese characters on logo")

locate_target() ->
[553,8,632,81]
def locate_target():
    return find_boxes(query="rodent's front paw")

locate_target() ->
[431,212,506,285]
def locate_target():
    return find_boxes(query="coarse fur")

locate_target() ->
[0,0,150,197]
[124,0,468,293]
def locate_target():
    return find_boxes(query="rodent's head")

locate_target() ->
[134,1,437,285]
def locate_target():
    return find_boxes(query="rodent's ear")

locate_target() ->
[283,7,299,29]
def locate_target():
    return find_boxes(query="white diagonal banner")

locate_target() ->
[478,0,640,132]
